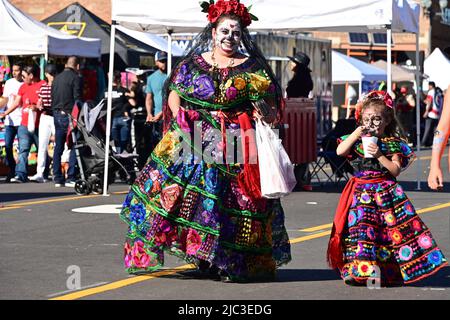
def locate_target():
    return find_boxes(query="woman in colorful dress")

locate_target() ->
[119,0,291,283]
[327,90,448,286]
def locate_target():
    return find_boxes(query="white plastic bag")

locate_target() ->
[255,118,297,198]
[27,109,36,133]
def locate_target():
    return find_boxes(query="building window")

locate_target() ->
[372,33,394,46]
[349,33,370,45]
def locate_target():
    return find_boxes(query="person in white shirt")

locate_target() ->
[422,81,443,147]
[0,62,23,182]
[29,64,58,183]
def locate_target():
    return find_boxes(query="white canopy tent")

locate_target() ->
[372,60,416,82]
[103,0,422,195]
[332,51,387,97]
[116,26,185,57]
[424,48,450,90]
[0,0,101,58]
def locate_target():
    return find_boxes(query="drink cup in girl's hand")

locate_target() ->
[361,135,378,158]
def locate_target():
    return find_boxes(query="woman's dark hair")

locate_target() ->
[23,64,40,79]
[113,70,122,84]
[44,64,57,77]
[162,12,283,129]
[359,97,407,140]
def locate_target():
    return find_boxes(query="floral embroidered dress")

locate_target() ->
[338,135,447,284]
[120,54,291,282]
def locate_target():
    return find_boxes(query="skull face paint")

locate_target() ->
[213,18,242,54]
[361,111,386,136]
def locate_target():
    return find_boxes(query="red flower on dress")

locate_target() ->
[154,220,178,247]
[160,184,183,212]
[124,242,133,268]
[186,229,203,255]
[131,240,151,268]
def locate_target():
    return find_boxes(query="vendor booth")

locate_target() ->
[0,0,101,58]
[43,2,183,69]
[0,0,101,177]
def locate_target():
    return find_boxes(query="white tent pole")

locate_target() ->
[415,32,422,190]
[358,78,362,100]
[387,26,392,94]
[103,22,117,196]
[42,36,49,80]
[45,35,49,62]
[167,30,173,74]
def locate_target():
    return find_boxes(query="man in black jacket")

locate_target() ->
[51,56,81,187]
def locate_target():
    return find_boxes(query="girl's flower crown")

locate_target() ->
[355,90,393,120]
[200,0,258,28]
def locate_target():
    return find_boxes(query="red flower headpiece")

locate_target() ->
[364,90,394,109]
[200,0,258,28]
[355,90,393,121]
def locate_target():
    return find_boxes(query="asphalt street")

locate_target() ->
[0,148,449,300]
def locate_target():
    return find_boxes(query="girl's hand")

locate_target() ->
[366,142,382,158]
[354,126,366,138]
[428,166,444,190]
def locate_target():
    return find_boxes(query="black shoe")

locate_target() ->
[343,275,366,286]
[196,261,221,280]
[219,270,233,283]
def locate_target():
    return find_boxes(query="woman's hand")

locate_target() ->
[366,142,382,158]
[168,91,182,118]
[428,166,444,190]
[257,109,276,124]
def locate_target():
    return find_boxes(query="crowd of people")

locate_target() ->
[0,53,169,186]
[392,81,445,146]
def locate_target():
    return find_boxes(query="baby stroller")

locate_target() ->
[68,99,138,195]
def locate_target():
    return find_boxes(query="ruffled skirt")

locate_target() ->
[340,174,447,285]
[120,109,291,282]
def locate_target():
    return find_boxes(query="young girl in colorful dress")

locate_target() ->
[327,90,448,286]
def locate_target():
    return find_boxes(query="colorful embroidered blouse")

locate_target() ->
[168,54,276,110]
[338,135,415,175]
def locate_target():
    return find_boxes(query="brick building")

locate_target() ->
[10,0,111,23]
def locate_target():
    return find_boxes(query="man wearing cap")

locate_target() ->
[286,51,314,98]
[145,51,168,150]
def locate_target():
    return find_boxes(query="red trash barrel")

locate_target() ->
[282,98,317,164]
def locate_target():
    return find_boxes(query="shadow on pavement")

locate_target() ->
[167,266,449,287]
[275,269,340,282]
[0,192,75,203]
[407,266,450,288]
[165,268,341,283]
